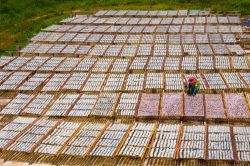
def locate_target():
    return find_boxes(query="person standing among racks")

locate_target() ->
[187,76,200,96]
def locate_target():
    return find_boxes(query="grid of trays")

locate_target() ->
[179,125,205,159]
[3,56,250,73]
[0,117,249,161]
[34,121,81,155]
[1,92,249,120]
[0,10,250,165]
[0,117,37,150]
[149,124,179,158]
[118,122,155,157]
[7,119,58,153]
[31,32,240,44]
[20,43,245,56]
[19,12,244,61]
[41,25,242,34]
[62,122,106,157]
[93,10,210,17]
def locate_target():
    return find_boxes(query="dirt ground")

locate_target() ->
[0,160,56,166]
[0,99,11,107]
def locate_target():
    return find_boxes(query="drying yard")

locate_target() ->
[0,10,250,165]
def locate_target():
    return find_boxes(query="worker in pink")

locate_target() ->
[187,76,200,96]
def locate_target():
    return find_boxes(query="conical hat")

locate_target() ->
[188,76,197,84]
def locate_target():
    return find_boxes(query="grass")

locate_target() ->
[0,0,250,55]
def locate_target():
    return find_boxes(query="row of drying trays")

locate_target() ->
[20,43,245,57]
[30,32,241,45]
[93,10,210,17]
[42,24,243,34]
[3,56,250,73]
[60,15,241,25]
[2,70,250,92]
[0,92,249,120]
[0,117,249,162]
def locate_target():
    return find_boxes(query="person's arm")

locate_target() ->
[187,83,191,94]
[184,79,188,89]
[197,80,201,92]
[193,86,197,95]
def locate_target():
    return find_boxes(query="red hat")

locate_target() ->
[188,76,197,84]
